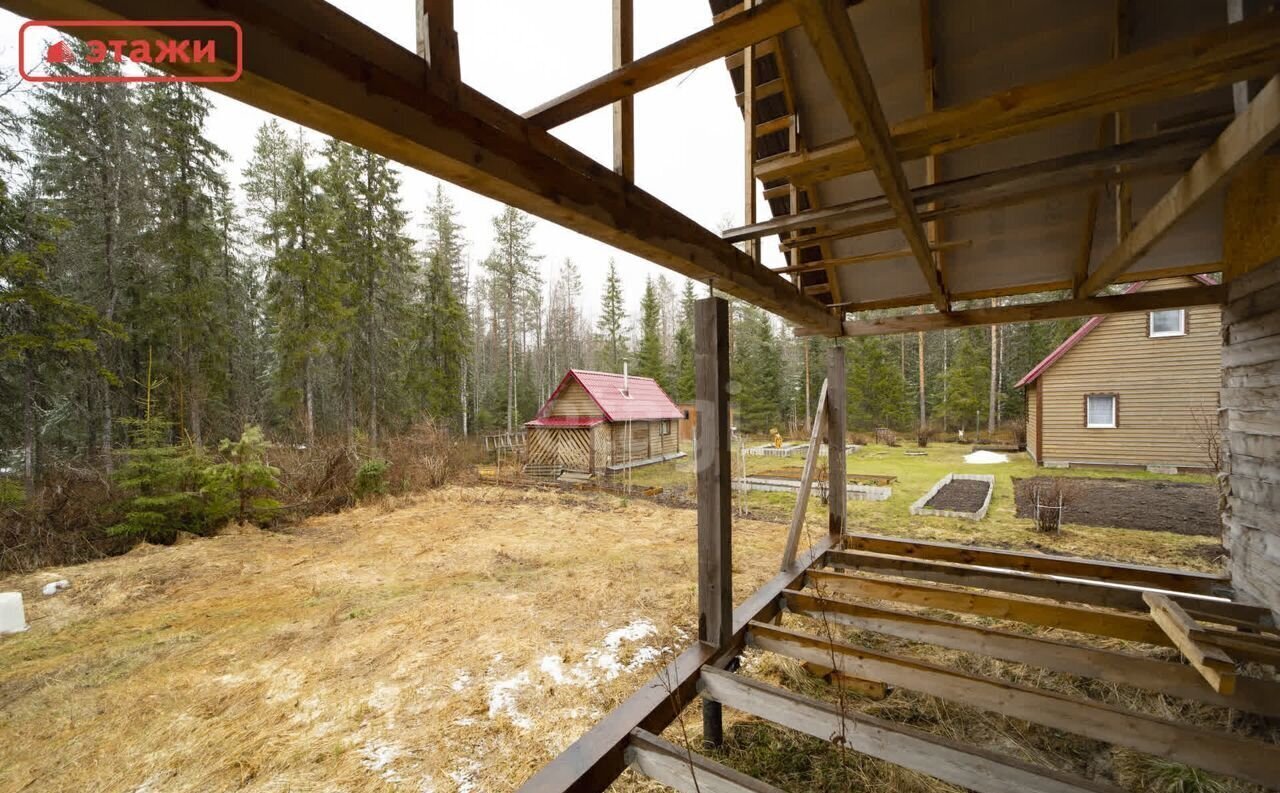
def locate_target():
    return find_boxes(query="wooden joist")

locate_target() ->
[612,0,634,181]
[747,621,1280,788]
[797,284,1226,337]
[699,667,1120,793]
[772,240,970,276]
[1144,592,1237,694]
[782,590,1280,717]
[625,729,784,793]
[755,11,1280,186]
[780,379,827,570]
[526,0,799,128]
[790,0,946,309]
[1077,74,1280,295]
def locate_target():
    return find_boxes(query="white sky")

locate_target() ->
[2,1,783,320]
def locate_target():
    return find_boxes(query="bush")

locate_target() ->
[203,425,282,525]
[1030,477,1081,534]
[107,416,211,542]
[381,420,469,493]
[915,425,937,448]
[0,465,129,573]
[354,459,390,501]
[874,427,899,447]
[1006,419,1028,449]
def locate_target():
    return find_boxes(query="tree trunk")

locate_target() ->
[23,357,36,494]
[304,353,316,447]
[988,302,999,436]
[917,330,926,429]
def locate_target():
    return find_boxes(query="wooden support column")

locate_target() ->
[416,0,460,100]
[742,0,758,262]
[613,0,634,180]
[826,347,846,540]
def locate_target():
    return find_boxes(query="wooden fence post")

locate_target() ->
[827,346,847,541]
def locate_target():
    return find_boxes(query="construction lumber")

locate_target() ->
[797,284,1225,337]
[780,380,828,570]
[1077,74,1280,295]
[1143,592,1237,694]
[748,621,1280,788]
[625,729,784,793]
[696,297,732,648]
[527,0,799,128]
[414,0,459,98]
[699,667,1120,793]
[825,348,846,539]
[782,590,1280,717]
[612,0,634,180]
[823,549,1271,627]
[839,533,1232,595]
[755,11,1280,185]
[772,241,970,276]
[8,0,841,337]
[790,0,946,309]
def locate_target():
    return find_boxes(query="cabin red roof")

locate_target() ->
[529,369,684,424]
[1015,275,1218,388]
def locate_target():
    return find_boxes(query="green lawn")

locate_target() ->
[614,441,1223,571]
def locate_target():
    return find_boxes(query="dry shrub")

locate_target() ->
[848,432,869,446]
[1005,418,1028,449]
[874,427,899,447]
[1030,477,1082,534]
[0,464,131,573]
[269,442,359,516]
[381,421,471,494]
[915,425,937,448]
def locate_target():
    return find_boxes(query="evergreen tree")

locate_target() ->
[731,305,782,432]
[636,277,666,387]
[846,336,912,431]
[670,281,697,403]
[597,259,627,372]
[943,328,991,434]
[410,184,469,427]
[203,425,281,525]
[485,206,541,430]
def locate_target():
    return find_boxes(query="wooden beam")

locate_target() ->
[825,347,846,539]
[773,240,971,275]
[699,668,1119,793]
[415,0,459,99]
[748,621,1280,788]
[612,0,634,180]
[626,729,784,793]
[755,11,1280,186]
[790,0,946,309]
[799,284,1226,337]
[12,0,842,335]
[1074,119,1111,293]
[742,1,757,264]
[781,381,827,570]
[527,0,798,128]
[782,590,1280,717]
[1144,592,1237,695]
[696,297,732,648]
[1077,74,1280,295]
[754,114,793,138]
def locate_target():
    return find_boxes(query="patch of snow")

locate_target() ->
[450,670,471,692]
[359,740,404,782]
[454,717,476,726]
[486,671,532,729]
[964,450,1009,465]
[368,683,400,712]
[41,579,70,596]
[602,619,657,647]
[447,758,481,793]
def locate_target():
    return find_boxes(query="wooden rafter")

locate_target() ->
[612,0,634,180]
[1077,74,1280,296]
[755,11,1280,186]
[772,240,969,276]
[790,0,947,309]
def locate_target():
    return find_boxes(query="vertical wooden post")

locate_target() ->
[416,0,460,100]
[613,0,635,180]
[742,0,757,263]
[826,346,846,541]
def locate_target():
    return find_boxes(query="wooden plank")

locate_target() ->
[781,379,828,570]
[782,590,1280,717]
[513,537,834,793]
[416,0,459,99]
[797,285,1226,338]
[1143,592,1237,695]
[699,667,1120,793]
[11,0,841,337]
[791,0,946,309]
[527,0,799,128]
[748,622,1280,788]
[1079,74,1280,295]
[772,240,970,275]
[826,347,846,539]
[625,729,784,793]
[742,1,757,265]
[612,0,634,181]
[755,11,1280,186]
[823,549,1272,627]
[696,297,732,649]
[836,533,1231,595]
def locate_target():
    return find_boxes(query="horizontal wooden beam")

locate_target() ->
[796,284,1225,337]
[1077,74,1280,295]
[782,590,1280,717]
[5,0,842,337]
[699,667,1118,793]
[755,11,1280,185]
[625,729,783,793]
[748,621,1280,788]
[527,0,799,128]
[773,240,971,275]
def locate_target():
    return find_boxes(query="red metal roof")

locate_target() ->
[525,416,605,429]
[529,369,684,425]
[1015,274,1218,389]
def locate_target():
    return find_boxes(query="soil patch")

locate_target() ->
[1013,476,1218,535]
[924,479,991,512]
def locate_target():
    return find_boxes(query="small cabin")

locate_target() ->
[525,369,685,477]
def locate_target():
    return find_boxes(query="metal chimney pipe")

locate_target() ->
[623,361,630,396]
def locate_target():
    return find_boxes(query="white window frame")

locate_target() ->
[1148,309,1186,338]
[1085,394,1117,429]
[659,420,671,436]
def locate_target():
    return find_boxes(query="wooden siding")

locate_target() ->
[1222,258,1280,619]
[1025,383,1038,462]
[608,420,678,464]
[1039,277,1220,468]
[547,381,603,417]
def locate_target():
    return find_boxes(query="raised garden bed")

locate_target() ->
[910,473,995,520]
[1013,476,1218,535]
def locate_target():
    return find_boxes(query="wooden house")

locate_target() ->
[1017,276,1220,471]
[524,369,684,476]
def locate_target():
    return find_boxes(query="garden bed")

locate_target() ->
[910,473,995,520]
[1013,476,1219,536]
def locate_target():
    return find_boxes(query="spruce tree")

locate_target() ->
[485,206,541,430]
[203,425,281,525]
[636,277,666,387]
[731,305,783,432]
[597,259,627,372]
[410,184,469,427]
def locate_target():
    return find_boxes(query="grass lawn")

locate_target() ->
[615,441,1223,572]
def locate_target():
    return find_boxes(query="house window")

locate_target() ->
[1149,309,1186,337]
[1085,394,1117,428]
[659,420,671,436]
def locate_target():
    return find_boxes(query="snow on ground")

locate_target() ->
[964,450,1009,464]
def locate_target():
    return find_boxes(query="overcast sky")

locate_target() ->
[3,1,783,320]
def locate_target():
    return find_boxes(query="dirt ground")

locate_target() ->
[1013,476,1220,536]
[0,486,798,793]
[923,479,990,512]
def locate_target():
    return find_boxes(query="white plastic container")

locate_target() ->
[0,591,28,634]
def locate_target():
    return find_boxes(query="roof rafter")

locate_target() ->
[789,0,947,310]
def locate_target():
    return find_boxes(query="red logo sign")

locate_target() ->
[19,20,243,83]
